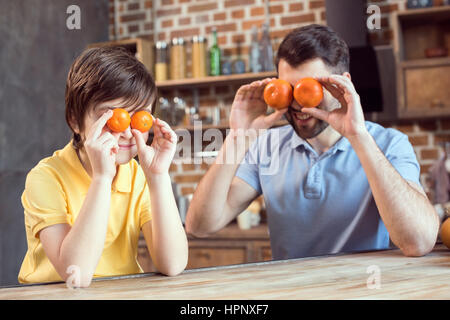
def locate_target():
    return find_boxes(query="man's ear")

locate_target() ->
[343,72,351,81]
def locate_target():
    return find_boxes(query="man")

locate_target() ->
[185,24,439,260]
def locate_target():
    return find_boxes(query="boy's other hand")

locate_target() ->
[84,110,119,181]
[132,118,177,176]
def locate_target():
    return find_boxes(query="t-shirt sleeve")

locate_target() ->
[385,132,421,186]
[139,182,152,228]
[235,138,262,194]
[22,168,70,239]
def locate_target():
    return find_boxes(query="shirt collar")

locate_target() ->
[61,141,132,193]
[289,129,351,153]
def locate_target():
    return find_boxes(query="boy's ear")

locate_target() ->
[69,116,80,134]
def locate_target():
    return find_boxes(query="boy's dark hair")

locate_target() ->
[275,24,349,74]
[65,46,156,149]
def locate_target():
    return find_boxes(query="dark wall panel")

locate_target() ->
[0,0,109,286]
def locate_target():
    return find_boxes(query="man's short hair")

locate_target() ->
[275,24,350,74]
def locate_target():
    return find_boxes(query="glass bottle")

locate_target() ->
[209,28,221,76]
[259,22,274,72]
[250,26,262,73]
[155,41,168,81]
[170,37,186,79]
[192,36,207,78]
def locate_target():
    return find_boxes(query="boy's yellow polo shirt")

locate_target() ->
[18,141,152,284]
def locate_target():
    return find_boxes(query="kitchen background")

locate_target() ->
[0,0,449,285]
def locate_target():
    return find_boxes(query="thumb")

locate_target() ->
[301,107,329,122]
[263,108,287,127]
[132,129,147,153]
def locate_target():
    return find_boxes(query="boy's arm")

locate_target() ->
[40,177,113,287]
[141,173,188,276]
[133,118,188,276]
[40,111,118,287]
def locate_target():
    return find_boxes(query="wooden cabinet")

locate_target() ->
[87,38,154,76]
[137,223,272,272]
[393,6,450,118]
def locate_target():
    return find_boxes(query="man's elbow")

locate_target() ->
[185,211,211,238]
[401,241,434,257]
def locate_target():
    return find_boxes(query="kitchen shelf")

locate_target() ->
[400,56,450,68]
[156,71,277,89]
[171,119,289,132]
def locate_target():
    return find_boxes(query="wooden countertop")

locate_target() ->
[1,244,449,300]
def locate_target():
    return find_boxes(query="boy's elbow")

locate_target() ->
[162,261,187,277]
[63,265,94,288]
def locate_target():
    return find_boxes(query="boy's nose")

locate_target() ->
[121,126,133,139]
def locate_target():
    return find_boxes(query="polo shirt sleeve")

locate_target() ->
[139,182,152,228]
[385,131,421,186]
[235,137,262,194]
[22,168,70,239]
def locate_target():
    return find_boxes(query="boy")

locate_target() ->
[19,47,188,287]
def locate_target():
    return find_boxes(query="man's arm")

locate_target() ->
[186,78,287,237]
[303,74,439,257]
[185,131,260,237]
[349,132,439,256]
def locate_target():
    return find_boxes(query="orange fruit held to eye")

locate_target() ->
[441,218,450,250]
[107,108,131,132]
[131,110,153,132]
[293,77,323,108]
[263,79,293,110]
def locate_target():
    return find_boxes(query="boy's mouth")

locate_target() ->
[118,144,135,150]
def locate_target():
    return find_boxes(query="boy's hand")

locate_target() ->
[230,78,288,133]
[84,110,119,181]
[132,118,177,176]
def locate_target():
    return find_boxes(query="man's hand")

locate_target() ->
[230,78,288,132]
[132,118,177,176]
[300,74,368,141]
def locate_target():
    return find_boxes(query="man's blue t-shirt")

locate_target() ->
[235,121,421,260]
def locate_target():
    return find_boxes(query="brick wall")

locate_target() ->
[109,0,449,202]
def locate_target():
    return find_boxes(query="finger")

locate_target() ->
[235,84,252,101]
[301,107,330,122]
[247,81,263,99]
[97,131,115,144]
[132,129,147,152]
[324,75,356,95]
[156,119,177,143]
[103,139,119,154]
[89,110,113,141]
[254,77,277,100]
[319,81,347,106]
[263,108,288,127]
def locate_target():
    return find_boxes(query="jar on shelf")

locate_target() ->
[155,41,168,81]
[192,36,207,78]
[170,37,186,80]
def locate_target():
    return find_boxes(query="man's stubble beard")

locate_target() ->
[284,109,329,140]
